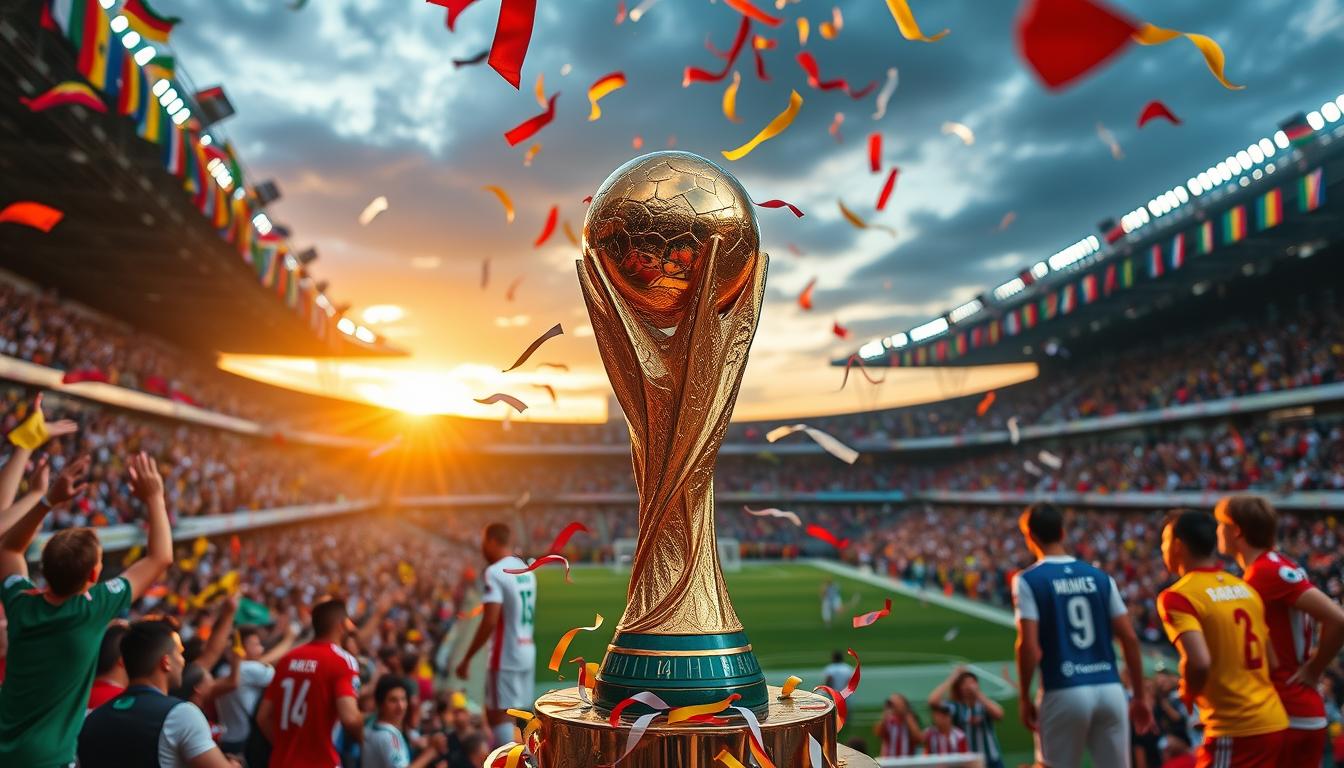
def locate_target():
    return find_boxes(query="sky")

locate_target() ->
[153,0,1344,422]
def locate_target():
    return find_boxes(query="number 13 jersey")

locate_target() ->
[1013,555,1125,691]
[1158,567,1288,738]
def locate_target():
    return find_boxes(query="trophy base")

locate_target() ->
[533,686,862,767]
[595,631,769,712]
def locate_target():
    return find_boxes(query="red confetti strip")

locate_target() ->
[428,0,483,32]
[503,322,564,372]
[534,205,559,246]
[615,0,626,24]
[453,50,489,68]
[868,132,882,173]
[753,199,804,218]
[798,277,816,310]
[1015,0,1138,90]
[504,93,557,146]
[839,648,861,698]
[475,392,529,412]
[582,195,593,204]
[875,167,899,210]
[853,598,892,628]
[828,112,844,142]
[684,15,752,86]
[0,202,64,233]
[787,243,803,256]
[488,0,536,89]
[832,321,850,339]
[811,685,848,729]
[796,52,877,99]
[839,353,886,390]
[976,389,996,416]
[805,524,849,549]
[632,135,643,149]
[546,521,589,553]
[609,692,670,726]
[504,553,572,582]
[1137,99,1181,127]
[725,0,781,26]
[506,277,524,301]
[752,43,770,81]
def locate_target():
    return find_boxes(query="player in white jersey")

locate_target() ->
[455,523,537,747]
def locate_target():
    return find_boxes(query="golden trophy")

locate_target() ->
[530,152,876,767]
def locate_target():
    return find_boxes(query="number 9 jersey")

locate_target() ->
[1158,567,1288,738]
[1013,556,1125,691]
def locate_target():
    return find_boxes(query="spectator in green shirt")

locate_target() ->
[0,451,175,768]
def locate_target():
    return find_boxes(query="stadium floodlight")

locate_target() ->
[910,316,949,342]
[1147,200,1162,217]
[858,340,885,359]
[1174,186,1190,204]
[1248,145,1264,164]
[1032,261,1050,278]
[1236,150,1252,169]
[1259,138,1275,157]
[200,134,213,147]
[251,212,273,235]
[993,277,1025,300]
[1047,236,1099,271]
[170,109,189,125]
[949,298,984,324]
[337,317,356,335]
[121,30,141,48]
[98,0,113,8]
[354,326,377,343]
[233,188,246,200]
[1323,102,1341,123]
[885,332,909,348]
[1252,169,1264,180]
[134,47,154,66]
[152,79,171,97]
[109,14,128,32]
[158,87,178,106]
[165,97,184,114]
[1274,130,1290,149]
[1307,111,1325,130]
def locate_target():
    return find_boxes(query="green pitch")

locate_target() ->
[532,562,1033,763]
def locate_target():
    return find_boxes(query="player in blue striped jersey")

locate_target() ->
[1013,503,1154,767]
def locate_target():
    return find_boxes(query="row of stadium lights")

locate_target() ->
[856,92,1344,362]
[97,1,373,345]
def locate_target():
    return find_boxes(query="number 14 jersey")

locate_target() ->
[1013,555,1126,691]
[263,640,361,767]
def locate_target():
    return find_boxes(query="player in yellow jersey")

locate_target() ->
[1158,510,1287,768]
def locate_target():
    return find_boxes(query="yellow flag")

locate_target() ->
[397,561,416,585]
[192,536,209,558]
[6,410,48,450]
[232,630,245,657]
[122,544,144,568]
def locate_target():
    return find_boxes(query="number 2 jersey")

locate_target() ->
[1158,567,1288,738]
[1243,550,1325,729]
[263,640,362,768]
[1012,555,1125,691]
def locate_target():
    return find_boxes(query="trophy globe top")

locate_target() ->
[582,151,760,329]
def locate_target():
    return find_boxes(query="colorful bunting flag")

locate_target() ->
[1299,167,1324,213]
[1121,258,1135,289]
[1148,243,1164,278]
[1222,205,1247,244]
[1103,263,1117,296]
[1169,232,1186,270]
[1060,283,1077,315]
[1196,219,1215,255]
[1256,187,1283,231]
[1081,273,1099,303]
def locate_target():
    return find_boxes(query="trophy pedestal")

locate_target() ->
[533,686,874,767]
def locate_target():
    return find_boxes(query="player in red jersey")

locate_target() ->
[874,693,924,758]
[1215,495,1344,767]
[257,599,364,768]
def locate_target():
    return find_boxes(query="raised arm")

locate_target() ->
[927,665,962,708]
[0,455,90,581]
[0,394,77,508]
[197,596,240,672]
[120,453,174,600]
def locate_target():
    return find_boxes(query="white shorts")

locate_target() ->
[1036,683,1129,768]
[485,668,535,711]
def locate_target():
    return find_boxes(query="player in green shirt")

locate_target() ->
[0,451,175,768]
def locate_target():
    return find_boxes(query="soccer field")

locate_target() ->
[529,561,1033,763]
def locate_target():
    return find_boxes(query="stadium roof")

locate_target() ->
[0,4,399,357]
[839,93,1344,368]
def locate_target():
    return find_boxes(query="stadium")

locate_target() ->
[1,1,1343,767]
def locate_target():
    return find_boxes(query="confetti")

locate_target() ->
[744,506,802,526]
[631,135,643,149]
[828,112,844,142]
[475,392,528,412]
[1096,121,1124,160]
[1023,460,1044,477]
[19,81,106,113]
[482,185,515,222]
[487,0,537,89]
[560,63,572,76]
[522,143,541,166]
[875,168,899,211]
[1138,99,1181,127]
[685,16,752,86]
[832,321,850,339]
[504,553,572,581]
[357,195,389,226]
[872,67,899,120]
[484,743,526,768]
[538,362,569,371]
[1007,416,1021,444]
[853,598,892,628]
[767,423,859,464]
[780,676,802,697]
[725,0,781,27]
[976,390,997,416]
[796,52,877,99]
[942,121,974,145]
[429,0,482,32]
[838,199,896,237]
[506,276,524,301]
[582,195,593,204]
[534,205,559,246]
[753,199,804,218]
[808,736,825,768]
[505,93,558,146]
[715,750,746,768]
[0,202,64,233]
[452,50,489,68]
[563,220,580,246]
[668,694,741,724]
[481,258,491,288]
[1132,24,1242,90]
[514,490,531,509]
[1038,449,1063,470]
[812,683,848,728]
[868,132,882,172]
[884,0,949,42]
[796,17,809,46]
[628,0,660,22]
[819,6,842,39]
[839,353,886,389]
[615,0,626,24]
[548,614,603,671]
[787,243,804,256]
[722,90,802,161]
[751,35,774,81]
[722,71,742,123]
[797,277,816,310]
[503,322,564,372]
[533,73,547,109]
[587,71,627,121]
[998,212,1016,231]
[943,627,960,641]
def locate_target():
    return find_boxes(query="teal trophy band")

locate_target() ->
[595,630,769,713]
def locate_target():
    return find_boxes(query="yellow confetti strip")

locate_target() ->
[819,7,842,39]
[547,614,603,671]
[884,0,948,42]
[715,749,748,768]
[668,693,740,724]
[484,743,526,768]
[722,90,803,161]
[723,70,742,123]
[534,73,547,109]
[563,220,580,247]
[796,17,809,46]
[523,144,541,166]
[587,72,628,122]
[780,675,802,697]
[838,199,897,238]
[506,708,533,721]
[482,185,515,223]
[1133,24,1243,90]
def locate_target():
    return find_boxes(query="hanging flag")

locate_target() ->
[1005,309,1021,336]
[1103,263,1117,296]
[1081,273,1099,303]
[1148,243,1165,279]
[120,0,180,46]
[1299,167,1324,213]
[1060,283,1077,314]
[988,320,1001,345]
[84,12,126,101]
[1196,219,1215,255]
[1222,205,1247,243]
[1022,302,1038,329]
[1120,258,1134,289]
[1256,187,1283,231]
[145,52,176,82]
[1169,232,1186,270]
[1280,113,1314,148]
[20,81,105,113]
